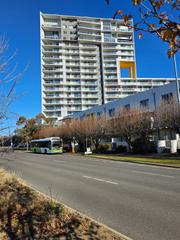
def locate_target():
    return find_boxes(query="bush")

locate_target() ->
[116,145,127,153]
[132,139,156,154]
[98,144,111,153]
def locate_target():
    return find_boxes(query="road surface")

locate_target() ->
[0,151,180,240]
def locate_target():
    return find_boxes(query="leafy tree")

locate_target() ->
[106,0,180,57]
[16,114,48,150]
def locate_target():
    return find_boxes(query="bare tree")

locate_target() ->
[0,36,25,133]
[113,107,152,151]
[156,98,180,138]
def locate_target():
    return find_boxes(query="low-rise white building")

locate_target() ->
[64,81,180,121]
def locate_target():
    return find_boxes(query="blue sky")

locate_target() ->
[0,0,179,131]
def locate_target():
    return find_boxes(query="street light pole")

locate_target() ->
[173,55,180,110]
[152,89,160,140]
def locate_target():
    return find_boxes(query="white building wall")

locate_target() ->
[40,12,176,121]
[65,81,179,121]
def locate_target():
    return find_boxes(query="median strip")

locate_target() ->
[83,175,119,185]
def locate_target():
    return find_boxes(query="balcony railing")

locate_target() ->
[44,35,60,39]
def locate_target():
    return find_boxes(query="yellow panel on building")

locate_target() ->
[120,61,136,79]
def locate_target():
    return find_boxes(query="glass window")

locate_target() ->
[123,104,130,111]
[97,112,102,117]
[109,108,115,117]
[161,92,173,103]
[52,141,61,148]
[140,99,149,109]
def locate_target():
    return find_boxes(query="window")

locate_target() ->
[162,92,173,104]
[97,112,102,118]
[109,108,115,117]
[123,104,130,111]
[140,99,149,109]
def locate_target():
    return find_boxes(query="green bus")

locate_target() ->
[30,137,63,154]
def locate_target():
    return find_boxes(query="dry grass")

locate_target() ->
[0,169,124,240]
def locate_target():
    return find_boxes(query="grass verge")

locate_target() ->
[0,168,126,240]
[88,154,180,166]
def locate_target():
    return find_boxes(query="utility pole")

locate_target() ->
[173,55,180,110]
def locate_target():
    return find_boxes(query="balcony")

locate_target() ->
[104,70,117,74]
[103,52,117,56]
[44,94,64,99]
[43,81,63,86]
[43,62,63,66]
[81,81,97,86]
[43,75,63,79]
[44,101,62,105]
[105,82,118,86]
[44,88,63,92]
[78,24,101,31]
[104,75,117,79]
[103,58,117,62]
[78,19,101,26]
[80,44,97,49]
[81,69,98,73]
[81,88,98,92]
[117,26,133,33]
[44,35,60,40]
[80,51,97,56]
[81,57,97,62]
[42,55,62,59]
[79,35,101,42]
[42,23,61,29]
[82,94,98,98]
[80,63,97,67]
[81,75,99,79]
[66,95,81,98]
[105,94,119,98]
[104,38,116,43]
[103,26,116,31]
[43,68,63,73]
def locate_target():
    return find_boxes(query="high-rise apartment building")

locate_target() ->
[40,13,173,120]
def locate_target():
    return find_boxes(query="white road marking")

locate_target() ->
[22,162,33,166]
[52,160,66,163]
[132,170,175,179]
[83,175,118,185]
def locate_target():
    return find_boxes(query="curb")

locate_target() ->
[28,183,133,240]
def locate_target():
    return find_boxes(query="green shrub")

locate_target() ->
[132,139,156,154]
[98,144,111,153]
[116,145,127,153]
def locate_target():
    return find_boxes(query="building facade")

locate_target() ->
[65,81,179,121]
[40,12,175,120]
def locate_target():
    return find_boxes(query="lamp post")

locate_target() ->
[173,55,180,110]
[152,89,160,140]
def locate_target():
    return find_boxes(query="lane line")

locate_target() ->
[22,162,33,166]
[83,175,118,185]
[132,170,175,179]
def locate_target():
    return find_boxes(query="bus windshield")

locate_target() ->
[52,141,61,149]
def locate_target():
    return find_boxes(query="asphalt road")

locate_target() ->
[0,151,180,240]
